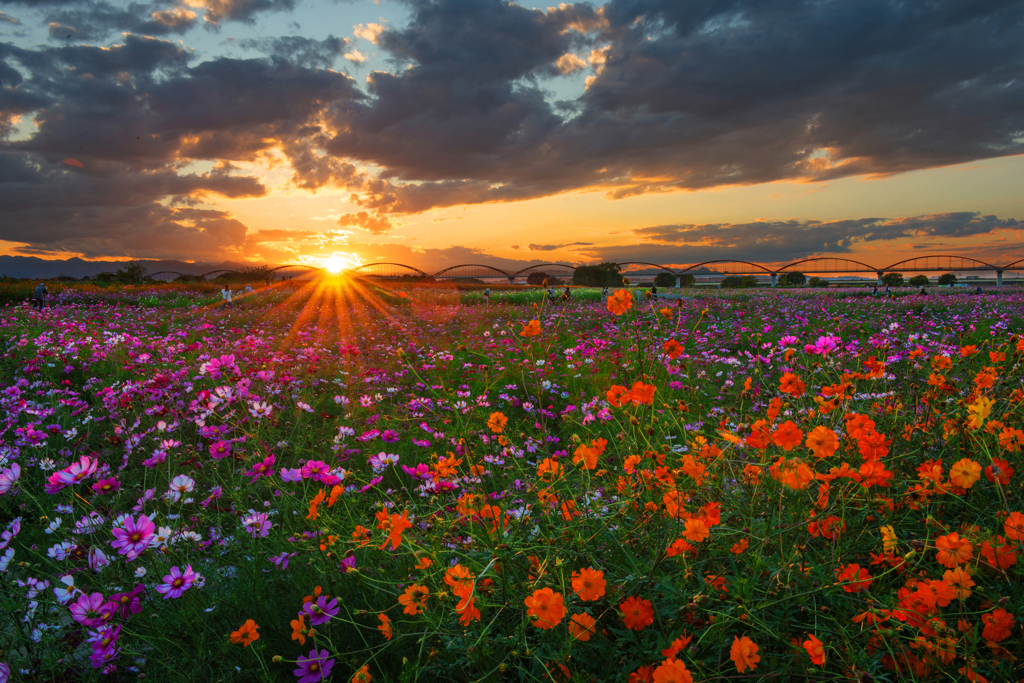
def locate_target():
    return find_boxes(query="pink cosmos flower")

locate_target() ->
[301,461,330,479]
[155,565,200,600]
[111,515,155,561]
[199,355,239,380]
[91,477,120,495]
[0,464,20,495]
[209,441,232,459]
[45,456,98,494]
[70,592,113,627]
[243,455,276,483]
[243,510,272,538]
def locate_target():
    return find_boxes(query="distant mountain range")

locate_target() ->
[0,256,269,279]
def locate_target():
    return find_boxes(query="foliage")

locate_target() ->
[526,272,549,285]
[780,271,806,286]
[572,263,624,287]
[938,273,958,287]
[882,272,905,287]
[1,282,1022,683]
[909,275,930,287]
[678,273,696,287]
[807,276,829,288]
[653,272,677,288]
[720,275,760,288]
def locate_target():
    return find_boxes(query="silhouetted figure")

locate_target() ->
[651,284,658,299]
[31,282,48,311]
[221,286,233,308]
[483,287,490,304]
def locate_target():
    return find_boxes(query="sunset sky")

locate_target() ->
[1,0,1022,272]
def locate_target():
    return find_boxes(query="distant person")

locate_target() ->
[548,285,556,303]
[885,286,891,297]
[221,286,233,308]
[918,287,927,296]
[651,284,658,299]
[31,282,48,311]
[976,286,983,295]
[562,286,571,301]
[872,286,879,297]
[602,287,609,301]
[244,284,253,293]
[483,287,490,305]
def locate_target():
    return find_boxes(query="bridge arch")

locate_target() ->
[776,257,877,273]
[615,262,679,275]
[150,271,185,282]
[199,269,237,280]
[432,264,511,278]
[1002,259,1024,271]
[883,255,998,272]
[678,260,774,275]
[347,263,430,278]
[509,263,578,278]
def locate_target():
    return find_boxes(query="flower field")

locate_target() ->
[1,280,1022,682]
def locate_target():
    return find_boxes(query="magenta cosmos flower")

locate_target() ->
[0,464,20,495]
[70,592,113,627]
[111,515,155,561]
[45,455,98,494]
[242,455,275,482]
[301,595,339,626]
[294,649,334,683]
[156,565,200,599]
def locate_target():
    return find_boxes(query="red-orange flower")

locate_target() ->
[290,614,307,645]
[306,489,326,520]
[536,457,564,481]
[984,457,1015,483]
[779,372,806,398]
[934,532,973,568]
[730,635,760,673]
[351,665,372,683]
[399,584,429,615]
[571,567,606,601]
[981,607,1014,642]
[771,421,804,451]
[980,536,1018,570]
[376,509,413,550]
[524,588,565,629]
[652,658,693,683]
[607,289,633,315]
[836,564,872,593]
[662,339,684,359]
[520,319,541,337]
[683,518,710,543]
[620,596,654,631]
[568,612,597,641]
[607,384,631,407]
[377,613,392,640]
[487,411,508,433]
[802,634,825,665]
[230,619,259,646]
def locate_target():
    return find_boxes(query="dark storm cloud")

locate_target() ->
[195,0,298,25]
[325,0,1024,227]
[42,2,197,40]
[577,213,1024,266]
[238,35,346,68]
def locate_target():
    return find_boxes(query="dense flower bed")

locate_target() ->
[0,281,1021,682]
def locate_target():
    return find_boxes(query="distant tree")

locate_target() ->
[678,273,696,287]
[527,272,549,286]
[938,273,957,287]
[741,275,759,288]
[781,271,806,286]
[653,272,677,288]
[807,276,829,288]
[721,275,759,289]
[239,265,274,281]
[881,272,904,287]
[572,263,623,287]
[115,261,148,284]
[909,275,930,287]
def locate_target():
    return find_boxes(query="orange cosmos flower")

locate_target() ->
[607,384,631,406]
[779,372,806,398]
[662,339,683,359]
[607,289,633,315]
[399,584,429,615]
[1004,511,1024,541]
[731,538,749,554]
[524,588,565,629]
[652,659,693,683]
[949,458,982,488]
[942,567,975,600]
[803,634,825,665]
[980,536,1018,570]
[981,608,1014,642]
[536,457,564,481]
[377,613,392,641]
[571,567,607,601]
[730,635,760,673]
[620,596,654,631]
[629,381,656,405]
[770,457,814,490]
[520,319,541,337]
[290,614,307,645]
[230,619,259,646]
[771,420,804,451]
[306,489,326,520]
[351,665,372,683]
[805,426,838,459]
[934,533,973,568]
[415,556,433,570]
[568,612,597,641]
[661,633,693,658]
[629,665,655,683]
[376,509,413,550]
[683,518,710,543]
[487,411,508,433]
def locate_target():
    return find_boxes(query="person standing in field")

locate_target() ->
[31,282,48,311]
[483,287,490,305]
[221,286,233,308]
[562,286,571,301]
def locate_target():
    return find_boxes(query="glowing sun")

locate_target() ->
[321,253,361,274]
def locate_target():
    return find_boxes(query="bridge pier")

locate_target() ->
[876,271,884,286]
[508,276,515,285]
[770,272,778,288]
[997,269,1003,287]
